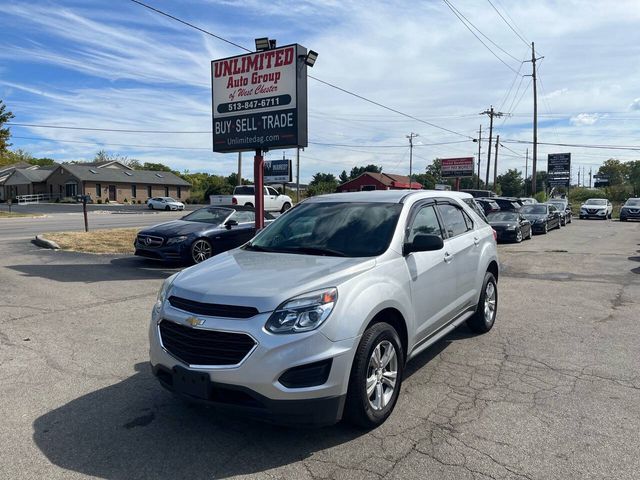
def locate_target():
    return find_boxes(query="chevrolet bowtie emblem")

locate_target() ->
[186,316,204,327]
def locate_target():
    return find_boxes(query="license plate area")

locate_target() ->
[172,365,210,400]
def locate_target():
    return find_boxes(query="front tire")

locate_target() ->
[466,272,498,334]
[515,229,523,243]
[280,202,291,213]
[149,204,154,210]
[542,222,548,234]
[344,322,404,429]
[191,238,213,264]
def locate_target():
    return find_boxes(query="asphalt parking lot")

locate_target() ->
[1,217,639,479]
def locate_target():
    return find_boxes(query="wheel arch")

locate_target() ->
[487,260,499,282]
[363,308,408,363]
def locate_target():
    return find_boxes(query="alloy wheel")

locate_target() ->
[484,281,497,326]
[191,239,212,263]
[516,229,523,243]
[366,340,398,411]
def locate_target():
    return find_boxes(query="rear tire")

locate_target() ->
[343,322,404,429]
[244,203,253,208]
[466,272,497,334]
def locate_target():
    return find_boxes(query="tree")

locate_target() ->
[525,171,548,194]
[0,100,14,154]
[597,158,628,186]
[141,162,173,172]
[497,169,524,197]
[349,164,382,180]
[627,160,640,196]
[93,150,140,169]
[339,170,349,184]
[307,172,338,197]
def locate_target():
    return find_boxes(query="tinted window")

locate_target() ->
[521,205,547,214]
[437,204,470,238]
[462,198,488,223]
[234,186,254,195]
[230,210,255,223]
[249,202,403,257]
[487,212,518,221]
[183,207,233,224]
[266,187,279,195]
[625,199,640,206]
[407,205,442,243]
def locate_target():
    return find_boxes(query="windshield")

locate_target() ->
[247,202,403,257]
[182,207,233,224]
[520,205,547,215]
[625,198,640,206]
[549,201,565,208]
[163,197,177,202]
[487,212,518,221]
[585,199,607,205]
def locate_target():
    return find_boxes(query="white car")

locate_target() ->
[147,197,185,211]
[149,190,499,427]
[210,185,293,213]
[579,198,612,219]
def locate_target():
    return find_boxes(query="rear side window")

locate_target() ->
[437,204,471,238]
[234,186,254,195]
[407,205,442,243]
[463,198,487,224]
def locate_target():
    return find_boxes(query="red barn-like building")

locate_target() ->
[336,172,423,192]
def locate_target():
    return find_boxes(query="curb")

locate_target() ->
[33,235,60,250]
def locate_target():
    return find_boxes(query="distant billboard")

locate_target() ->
[547,153,571,187]
[594,174,609,188]
[441,157,474,178]
[211,44,308,153]
[264,159,292,183]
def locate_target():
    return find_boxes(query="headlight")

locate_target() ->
[534,218,544,224]
[166,235,188,245]
[506,226,516,231]
[265,288,337,334]
[152,273,178,322]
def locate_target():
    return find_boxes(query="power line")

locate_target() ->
[486,0,530,47]
[8,122,210,134]
[11,135,211,150]
[501,139,640,151]
[441,0,522,74]
[128,0,473,140]
[497,60,525,112]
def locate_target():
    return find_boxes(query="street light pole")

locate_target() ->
[406,132,419,189]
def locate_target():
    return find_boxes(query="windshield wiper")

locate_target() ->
[243,243,275,252]
[278,246,346,257]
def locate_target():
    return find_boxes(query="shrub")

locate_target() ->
[105,198,110,204]
[123,198,128,204]
[137,200,141,204]
[97,199,102,204]
[533,191,547,203]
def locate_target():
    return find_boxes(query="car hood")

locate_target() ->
[581,204,605,209]
[140,219,218,237]
[488,220,518,228]
[170,249,377,313]
[521,213,547,220]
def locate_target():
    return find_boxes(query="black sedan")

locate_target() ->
[620,198,640,221]
[486,211,532,243]
[519,204,561,234]
[475,198,501,216]
[135,206,274,264]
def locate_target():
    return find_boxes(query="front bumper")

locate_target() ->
[620,209,640,220]
[493,228,519,242]
[531,222,547,232]
[580,209,607,218]
[134,239,190,262]
[149,306,358,426]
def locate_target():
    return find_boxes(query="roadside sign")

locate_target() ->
[211,44,309,153]
[264,159,292,183]
[547,153,571,187]
[594,174,609,188]
[441,157,474,178]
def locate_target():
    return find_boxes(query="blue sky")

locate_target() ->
[1,0,639,183]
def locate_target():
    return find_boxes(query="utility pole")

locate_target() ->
[589,168,592,188]
[493,135,500,193]
[525,148,529,196]
[526,42,543,194]
[407,132,419,189]
[476,125,482,188]
[481,106,505,188]
[237,152,242,186]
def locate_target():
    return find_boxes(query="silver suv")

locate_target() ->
[149,190,499,428]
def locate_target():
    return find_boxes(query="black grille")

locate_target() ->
[159,320,256,365]
[168,296,259,319]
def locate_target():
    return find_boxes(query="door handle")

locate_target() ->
[473,236,480,246]
[444,252,454,263]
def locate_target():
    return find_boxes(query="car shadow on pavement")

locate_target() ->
[33,362,365,480]
[7,257,181,283]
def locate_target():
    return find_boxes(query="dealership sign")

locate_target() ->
[441,157,474,178]
[548,153,571,187]
[211,44,308,153]
[264,159,292,183]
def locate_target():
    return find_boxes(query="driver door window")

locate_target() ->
[407,205,442,244]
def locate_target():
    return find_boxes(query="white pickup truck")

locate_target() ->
[210,185,293,213]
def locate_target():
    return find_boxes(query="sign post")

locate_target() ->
[211,42,310,229]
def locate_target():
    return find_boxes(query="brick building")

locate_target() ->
[336,172,423,192]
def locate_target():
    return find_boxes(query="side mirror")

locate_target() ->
[404,234,444,255]
[224,219,238,230]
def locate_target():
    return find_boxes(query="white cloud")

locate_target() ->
[570,113,601,126]
[630,98,640,111]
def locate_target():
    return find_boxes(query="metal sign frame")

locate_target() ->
[211,44,308,153]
